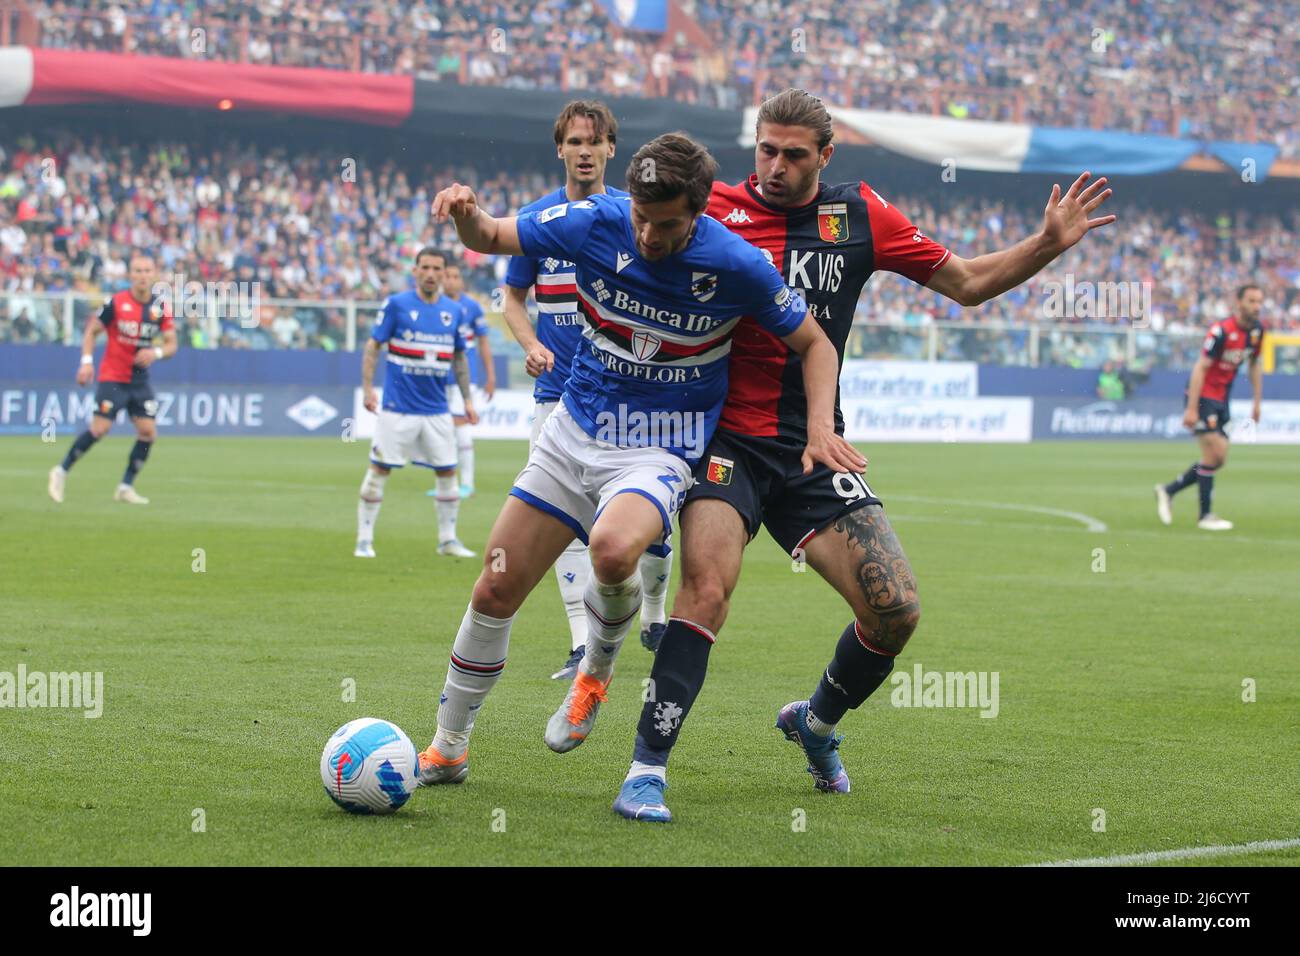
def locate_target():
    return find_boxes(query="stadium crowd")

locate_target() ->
[2,133,1297,365]
[23,0,1300,159]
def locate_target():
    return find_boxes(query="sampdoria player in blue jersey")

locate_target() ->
[414,133,866,790]
[503,100,674,682]
[356,247,477,559]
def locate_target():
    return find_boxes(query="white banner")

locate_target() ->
[838,360,979,400]
[843,397,1033,443]
[1228,400,1300,445]
[351,388,535,440]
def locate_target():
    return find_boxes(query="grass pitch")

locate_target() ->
[1,435,1297,866]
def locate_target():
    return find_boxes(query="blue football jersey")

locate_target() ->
[371,290,467,415]
[515,193,807,462]
[451,292,491,386]
[505,186,630,403]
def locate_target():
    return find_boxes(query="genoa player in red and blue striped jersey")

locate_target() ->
[48,250,176,506]
[1154,285,1266,531]
[613,90,1118,823]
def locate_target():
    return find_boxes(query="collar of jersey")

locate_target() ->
[743,173,824,214]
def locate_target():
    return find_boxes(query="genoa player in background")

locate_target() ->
[1155,284,1265,532]
[612,89,1116,822]
[48,250,176,506]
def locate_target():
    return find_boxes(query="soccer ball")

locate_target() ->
[320,717,420,814]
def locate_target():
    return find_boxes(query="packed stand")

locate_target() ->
[1,134,1297,364]
[23,0,1300,159]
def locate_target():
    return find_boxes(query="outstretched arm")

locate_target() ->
[431,184,523,256]
[926,171,1116,307]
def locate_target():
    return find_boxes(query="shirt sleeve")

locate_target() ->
[741,247,807,338]
[515,199,601,263]
[97,297,114,328]
[504,253,539,290]
[370,297,397,344]
[454,304,470,353]
[1252,326,1266,359]
[1202,323,1226,360]
[861,183,952,284]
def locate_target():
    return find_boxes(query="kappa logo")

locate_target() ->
[690,272,718,303]
[722,208,752,224]
[631,330,662,361]
[615,251,633,274]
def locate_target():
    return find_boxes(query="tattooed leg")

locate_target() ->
[788,505,921,739]
[804,504,921,655]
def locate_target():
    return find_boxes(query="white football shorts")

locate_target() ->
[511,400,690,555]
[369,409,457,470]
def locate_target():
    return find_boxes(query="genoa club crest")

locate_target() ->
[631,330,662,361]
[705,455,734,485]
[817,202,849,244]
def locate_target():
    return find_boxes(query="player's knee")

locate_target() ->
[90,418,112,438]
[587,529,641,582]
[471,570,520,618]
[857,595,920,656]
[673,569,730,632]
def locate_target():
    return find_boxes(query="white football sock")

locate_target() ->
[555,539,591,651]
[357,468,386,543]
[627,761,667,783]
[638,550,672,625]
[433,605,512,759]
[433,471,459,542]
[579,572,642,682]
[456,424,474,488]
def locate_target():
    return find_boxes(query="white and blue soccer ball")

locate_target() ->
[320,717,420,814]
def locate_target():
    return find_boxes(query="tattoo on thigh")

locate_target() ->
[831,505,919,652]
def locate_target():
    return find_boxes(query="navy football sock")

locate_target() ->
[61,430,99,471]
[1196,464,1217,517]
[1164,462,1199,497]
[633,618,714,763]
[807,621,897,728]
[122,439,153,486]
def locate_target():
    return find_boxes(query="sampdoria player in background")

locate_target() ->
[48,250,176,505]
[1154,284,1265,531]
[356,247,477,559]
[440,262,495,498]
[609,89,1117,822]
[502,100,675,682]
[414,133,861,788]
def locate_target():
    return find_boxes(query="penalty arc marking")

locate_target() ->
[888,495,1108,533]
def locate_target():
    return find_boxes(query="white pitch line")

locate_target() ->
[890,495,1109,532]
[1026,837,1300,867]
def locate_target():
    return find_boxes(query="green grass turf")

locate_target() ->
[1,435,1297,866]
